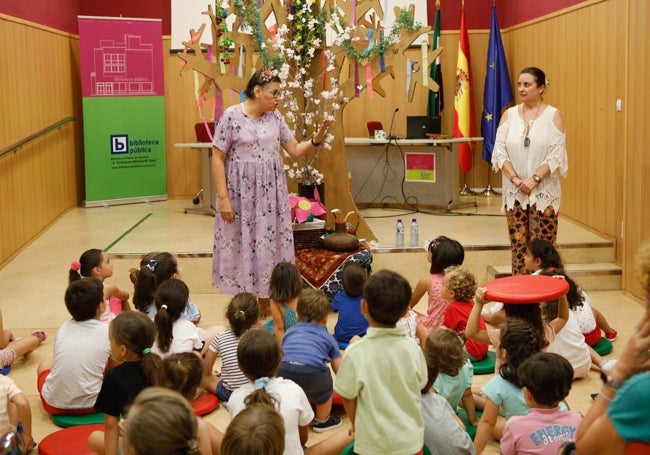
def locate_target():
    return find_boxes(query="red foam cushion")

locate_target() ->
[38,424,104,455]
[191,392,219,416]
[627,442,650,455]
[332,390,343,406]
[483,275,569,304]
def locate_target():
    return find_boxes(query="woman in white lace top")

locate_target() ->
[491,67,569,275]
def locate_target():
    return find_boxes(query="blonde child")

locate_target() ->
[130,252,201,324]
[121,387,201,455]
[151,279,206,358]
[277,289,342,432]
[0,374,35,452]
[37,277,109,414]
[203,292,259,402]
[88,311,161,455]
[158,353,224,454]
[441,266,489,361]
[473,318,548,454]
[262,262,303,343]
[409,236,465,333]
[425,328,478,427]
[70,248,130,322]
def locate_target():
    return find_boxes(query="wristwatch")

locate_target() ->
[600,371,624,390]
[532,174,542,183]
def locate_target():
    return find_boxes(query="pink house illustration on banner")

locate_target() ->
[90,34,155,96]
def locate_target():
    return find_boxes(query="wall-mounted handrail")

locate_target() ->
[0,116,75,158]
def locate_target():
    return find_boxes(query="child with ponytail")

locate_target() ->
[130,252,201,324]
[70,248,131,322]
[88,311,161,455]
[203,292,259,402]
[228,328,313,454]
[151,279,207,358]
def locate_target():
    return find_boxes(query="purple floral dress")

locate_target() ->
[211,104,295,297]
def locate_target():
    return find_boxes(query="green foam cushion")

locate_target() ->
[51,412,105,428]
[593,337,613,356]
[471,350,496,375]
[456,408,483,440]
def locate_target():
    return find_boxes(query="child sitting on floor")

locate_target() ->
[0,374,35,452]
[130,251,202,324]
[425,327,478,427]
[331,262,368,349]
[500,352,582,455]
[121,387,201,455]
[409,236,465,333]
[158,353,224,454]
[262,262,303,343]
[420,340,476,454]
[221,403,285,455]
[441,266,489,361]
[335,270,428,455]
[37,277,110,414]
[203,292,259,403]
[69,248,130,322]
[473,318,548,454]
[88,311,161,455]
[0,308,45,370]
[229,329,352,455]
[151,279,208,358]
[277,289,342,433]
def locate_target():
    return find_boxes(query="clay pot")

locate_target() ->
[323,211,360,252]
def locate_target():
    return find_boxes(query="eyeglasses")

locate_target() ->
[263,88,282,99]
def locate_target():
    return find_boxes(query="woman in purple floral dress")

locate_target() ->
[211,69,329,303]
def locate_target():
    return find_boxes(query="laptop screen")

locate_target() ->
[406,116,442,139]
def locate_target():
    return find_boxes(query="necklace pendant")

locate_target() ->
[524,137,530,148]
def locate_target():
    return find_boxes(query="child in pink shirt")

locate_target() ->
[409,236,465,333]
[501,352,582,455]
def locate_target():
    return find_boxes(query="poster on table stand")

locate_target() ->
[78,16,166,207]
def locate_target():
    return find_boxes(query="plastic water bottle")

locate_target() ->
[410,218,419,248]
[395,219,405,248]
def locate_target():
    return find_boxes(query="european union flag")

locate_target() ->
[481,5,513,163]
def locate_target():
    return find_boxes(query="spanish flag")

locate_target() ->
[453,4,476,174]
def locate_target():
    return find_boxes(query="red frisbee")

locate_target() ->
[483,275,569,304]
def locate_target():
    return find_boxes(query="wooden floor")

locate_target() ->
[0,198,643,453]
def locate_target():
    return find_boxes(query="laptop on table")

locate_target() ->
[406,116,442,139]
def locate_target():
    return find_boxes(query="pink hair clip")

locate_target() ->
[70,260,81,272]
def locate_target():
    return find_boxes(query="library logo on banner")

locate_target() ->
[111,135,129,155]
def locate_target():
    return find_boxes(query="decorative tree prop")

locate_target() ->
[178,0,441,242]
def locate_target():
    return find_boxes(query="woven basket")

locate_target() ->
[292,220,325,249]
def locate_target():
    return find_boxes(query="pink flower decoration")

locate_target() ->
[289,194,327,224]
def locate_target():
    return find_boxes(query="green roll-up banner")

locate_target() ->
[78,16,166,206]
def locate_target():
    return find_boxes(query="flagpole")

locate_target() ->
[459,143,476,196]
[480,168,500,196]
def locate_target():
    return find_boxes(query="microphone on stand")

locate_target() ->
[387,107,399,143]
